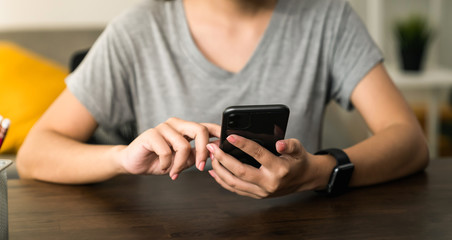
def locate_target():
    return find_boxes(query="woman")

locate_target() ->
[17,0,428,198]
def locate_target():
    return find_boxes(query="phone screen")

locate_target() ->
[220,105,290,168]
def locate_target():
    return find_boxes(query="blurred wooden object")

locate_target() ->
[412,104,452,157]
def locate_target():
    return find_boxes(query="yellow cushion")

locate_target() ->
[0,42,68,153]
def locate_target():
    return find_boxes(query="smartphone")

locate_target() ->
[220,104,290,168]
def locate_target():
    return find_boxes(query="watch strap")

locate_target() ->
[315,148,351,166]
[315,148,354,196]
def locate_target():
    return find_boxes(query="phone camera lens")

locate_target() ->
[228,114,238,128]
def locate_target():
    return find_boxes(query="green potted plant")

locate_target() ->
[395,14,433,72]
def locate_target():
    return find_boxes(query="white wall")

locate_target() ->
[440,0,452,69]
[349,0,452,69]
[0,0,141,30]
[1,0,451,68]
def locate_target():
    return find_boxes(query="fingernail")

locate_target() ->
[171,174,179,180]
[208,170,216,178]
[227,135,237,144]
[276,140,286,152]
[210,152,214,160]
[206,144,215,153]
[198,161,206,171]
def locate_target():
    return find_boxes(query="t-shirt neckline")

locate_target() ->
[176,0,287,80]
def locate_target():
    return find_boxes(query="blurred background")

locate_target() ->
[0,0,451,179]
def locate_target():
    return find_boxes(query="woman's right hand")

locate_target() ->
[116,118,220,180]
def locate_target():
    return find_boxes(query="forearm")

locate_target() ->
[17,129,127,184]
[341,64,430,187]
[344,123,429,187]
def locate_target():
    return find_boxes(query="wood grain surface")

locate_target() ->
[8,159,452,240]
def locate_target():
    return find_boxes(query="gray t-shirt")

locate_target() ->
[66,0,382,152]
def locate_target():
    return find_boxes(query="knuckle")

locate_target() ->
[235,165,247,178]
[265,181,279,193]
[186,158,195,167]
[145,128,157,136]
[160,161,171,170]
[253,146,265,159]
[224,178,237,189]
[159,149,173,159]
[294,139,305,153]
[234,138,246,148]
[276,163,290,178]
[167,117,178,122]
[166,117,180,125]
[292,138,302,146]
[155,122,169,130]
[195,125,209,136]
[287,138,300,150]
[176,141,191,153]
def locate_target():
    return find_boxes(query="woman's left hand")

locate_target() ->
[206,134,334,199]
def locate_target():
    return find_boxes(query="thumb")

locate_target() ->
[276,138,303,155]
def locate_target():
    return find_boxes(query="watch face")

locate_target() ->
[327,163,354,195]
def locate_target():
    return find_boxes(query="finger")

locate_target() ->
[225,134,276,169]
[276,138,303,155]
[201,123,221,138]
[207,143,261,184]
[208,170,262,199]
[186,149,196,168]
[155,123,192,180]
[210,139,220,146]
[167,118,210,171]
[210,151,268,198]
[142,129,173,172]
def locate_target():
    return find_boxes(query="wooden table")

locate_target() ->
[8,159,452,240]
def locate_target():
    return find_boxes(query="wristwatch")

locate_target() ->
[315,148,354,196]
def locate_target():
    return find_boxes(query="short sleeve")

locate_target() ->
[65,21,136,129]
[329,2,383,110]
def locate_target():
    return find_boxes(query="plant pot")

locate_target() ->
[399,44,426,72]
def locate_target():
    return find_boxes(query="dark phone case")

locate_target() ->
[220,104,290,168]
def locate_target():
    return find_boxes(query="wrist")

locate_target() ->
[110,145,129,175]
[312,153,337,190]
